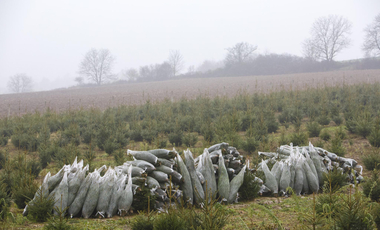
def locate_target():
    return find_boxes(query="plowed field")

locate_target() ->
[1,69,379,117]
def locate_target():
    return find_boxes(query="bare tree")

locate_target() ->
[225,42,257,65]
[303,15,352,62]
[168,50,184,77]
[302,38,319,61]
[79,48,115,85]
[122,68,139,82]
[7,73,33,93]
[187,65,195,75]
[363,13,380,57]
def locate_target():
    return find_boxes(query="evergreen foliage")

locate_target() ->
[363,169,380,202]
[307,121,322,137]
[238,170,260,201]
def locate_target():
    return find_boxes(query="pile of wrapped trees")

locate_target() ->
[23,142,249,218]
[257,142,363,196]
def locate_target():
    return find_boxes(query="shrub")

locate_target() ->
[168,130,183,147]
[11,134,20,148]
[0,161,13,195]
[238,171,260,201]
[44,142,62,160]
[315,189,340,216]
[316,167,348,216]
[131,214,154,230]
[0,136,7,147]
[96,127,110,150]
[333,186,376,230]
[369,129,380,148]
[189,193,230,230]
[0,127,13,138]
[242,137,258,154]
[114,149,125,165]
[319,129,331,141]
[278,129,288,145]
[345,118,357,134]
[154,137,167,149]
[307,122,322,137]
[201,124,215,143]
[81,128,93,144]
[130,129,143,142]
[265,113,279,133]
[223,132,242,149]
[84,146,96,171]
[317,115,330,126]
[27,190,54,222]
[132,186,157,212]
[240,114,256,131]
[53,144,80,168]
[329,136,346,157]
[13,178,38,209]
[104,138,117,155]
[0,150,5,170]
[153,212,187,230]
[11,133,39,152]
[363,169,380,202]
[334,126,347,140]
[182,133,198,147]
[362,151,380,171]
[294,119,302,132]
[27,159,42,178]
[356,117,372,138]
[289,132,308,146]
[277,107,302,124]
[114,130,129,147]
[0,180,11,221]
[38,126,51,146]
[38,145,52,169]
[141,129,157,144]
[369,118,380,147]
[314,139,324,148]
[370,202,380,229]
[179,115,196,132]
[61,124,80,146]
[332,115,343,125]
[44,204,72,230]
[0,197,10,221]
[277,110,288,124]
[322,166,348,193]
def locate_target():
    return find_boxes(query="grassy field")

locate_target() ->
[2,195,316,229]
[1,71,380,229]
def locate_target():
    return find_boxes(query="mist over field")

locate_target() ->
[0,0,379,94]
[3,2,380,229]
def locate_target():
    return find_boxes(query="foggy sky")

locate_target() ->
[0,0,379,94]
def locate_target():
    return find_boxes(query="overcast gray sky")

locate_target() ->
[0,0,379,93]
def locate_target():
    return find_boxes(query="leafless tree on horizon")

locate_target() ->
[303,15,352,62]
[225,42,257,66]
[79,48,116,85]
[168,50,184,77]
[122,68,139,82]
[7,73,33,93]
[363,13,380,57]
[302,38,319,61]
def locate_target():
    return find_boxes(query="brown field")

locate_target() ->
[1,69,380,117]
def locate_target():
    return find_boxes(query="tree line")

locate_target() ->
[7,14,380,92]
